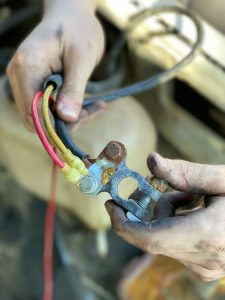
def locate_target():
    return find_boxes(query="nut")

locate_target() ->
[79,174,102,195]
[100,141,127,165]
[105,142,123,159]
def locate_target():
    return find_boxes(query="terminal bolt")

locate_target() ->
[79,174,102,195]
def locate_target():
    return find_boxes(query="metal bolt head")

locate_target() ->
[79,174,102,195]
[101,141,127,165]
[105,142,123,159]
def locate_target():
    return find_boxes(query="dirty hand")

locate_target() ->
[7,0,106,131]
[106,153,225,281]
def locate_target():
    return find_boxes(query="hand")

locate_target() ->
[105,153,225,281]
[7,0,105,131]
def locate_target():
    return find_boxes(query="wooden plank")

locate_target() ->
[97,0,186,28]
[97,0,225,112]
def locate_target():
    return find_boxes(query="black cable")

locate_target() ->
[54,117,87,159]
[86,32,126,93]
[83,6,203,107]
[86,61,125,94]
[54,6,203,157]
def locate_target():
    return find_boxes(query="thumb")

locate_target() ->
[56,47,95,123]
[105,200,153,251]
[147,153,225,195]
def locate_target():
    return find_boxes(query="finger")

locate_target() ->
[105,200,154,251]
[76,102,107,125]
[170,252,225,270]
[56,45,97,122]
[84,101,107,120]
[105,200,208,254]
[66,102,107,132]
[7,47,58,131]
[147,153,225,195]
[181,261,225,281]
[155,192,195,219]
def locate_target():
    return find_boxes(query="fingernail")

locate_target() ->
[148,153,167,174]
[150,153,164,168]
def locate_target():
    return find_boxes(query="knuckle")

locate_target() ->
[69,44,86,60]
[195,239,211,251]
[11,49,26,68]
[204,262,221,271]
[69,39,99,68]
[212,243,225,254]
[178,161,194,190]
[199,236,225,254]
[195,238,225,254]
[24,101,32,116]
[146,239,162,254]
[6,61,13,77]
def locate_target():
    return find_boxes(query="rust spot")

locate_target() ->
[105,142,123,159]
[99,141,127,166]
[148,176,168,193]
[82,157,93,168]
[102,168,115,185]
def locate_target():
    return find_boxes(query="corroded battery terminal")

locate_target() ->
[79,141,168,221]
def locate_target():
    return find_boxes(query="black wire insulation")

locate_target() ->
[83,6,203,107]
[54,117,87,159]
[86,57,125,94]
[54,7,203,158]
[86,31,126,94]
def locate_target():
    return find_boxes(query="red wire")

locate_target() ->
[32,91,64,169]
[43,151,57,300]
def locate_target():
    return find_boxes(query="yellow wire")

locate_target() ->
[42,85,67,154]
[41,85,88,178]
